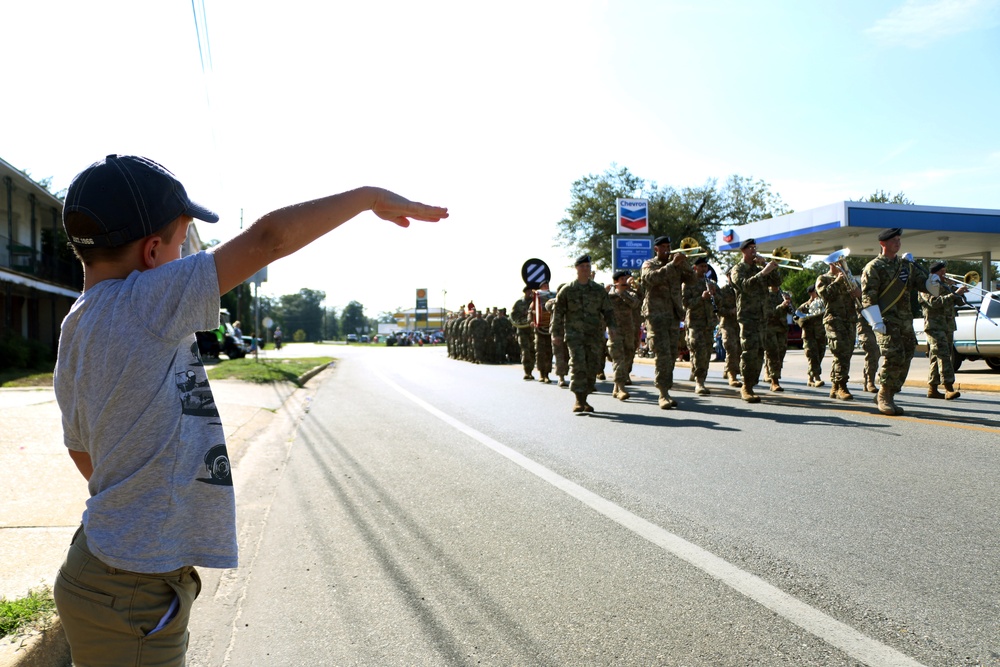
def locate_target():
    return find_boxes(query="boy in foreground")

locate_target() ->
[53,154,447,666]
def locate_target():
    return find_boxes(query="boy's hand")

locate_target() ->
[371,188,449,228]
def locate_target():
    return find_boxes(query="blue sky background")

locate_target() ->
[4,0,998,317]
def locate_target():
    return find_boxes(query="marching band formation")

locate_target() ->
[447,228,972,416]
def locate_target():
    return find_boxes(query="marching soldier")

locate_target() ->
[546,285,570,386]
[607,270,640,400]
[511,286,536,379]
[682,257,719,395]
[860,228,932,416]
[469,310,489,364]
[551,255,617,413]
[816,261,860,400]
[530,280,555,383]
[763,285,790,392]
[715,281,742,387]
[919,261,967,400]
[857,309,880,393]
[796,285,827,387]
[729,239,782,403]
[641,236,695,409]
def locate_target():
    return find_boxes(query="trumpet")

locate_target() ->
[755,247,805,270]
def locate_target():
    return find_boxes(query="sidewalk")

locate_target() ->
[0,376,306,666]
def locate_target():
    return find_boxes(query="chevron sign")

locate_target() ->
[617,198,649,233]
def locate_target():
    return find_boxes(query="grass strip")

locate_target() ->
[0,587,56,637]
[206,357,334,385]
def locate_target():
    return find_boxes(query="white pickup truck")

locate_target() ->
[915,292,1000,371]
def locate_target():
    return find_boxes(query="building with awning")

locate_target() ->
[714,201,1000,288]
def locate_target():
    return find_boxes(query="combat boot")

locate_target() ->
[877,388,901,415]
[944,383,961,400]
[558,376,568,388]
[597,371,606,381]
[927,385,945,399]
[540,374,551,384]
[572,394,585,413]
[741,387,760,403]
[728,374,743,388]
[613,383,630,401]
[865,380,878,393]
[695,382,710,396]
[835,382,854,401]
[829,384,837,399]
[658,391,677,409]
[770,379,783,392]
[523,372,534,381]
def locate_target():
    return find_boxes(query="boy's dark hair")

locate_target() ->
[63,154,217,252]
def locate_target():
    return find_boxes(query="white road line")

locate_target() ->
[378,372,926,667]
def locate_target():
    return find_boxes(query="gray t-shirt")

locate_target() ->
[55,251,238,572]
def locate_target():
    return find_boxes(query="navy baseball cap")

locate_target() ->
[63,154,218,247]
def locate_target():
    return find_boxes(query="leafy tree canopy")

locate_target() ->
[556,165,791,271]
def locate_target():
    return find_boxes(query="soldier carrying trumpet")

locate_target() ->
[729,239,783,403]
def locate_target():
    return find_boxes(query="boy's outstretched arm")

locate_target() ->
[211,187,447,295]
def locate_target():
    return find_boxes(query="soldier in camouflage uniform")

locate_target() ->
[860,228,932,416]
[641,236,695,409]
[492,308,512,364]
[715,281,742,387]
[511,287,536,379]
[795,286,827,387]
[729,239,782,403]
[919,261,967,400]
[816,262,860,400]
[607,270,640,400]
[530,281,555,383]
[546,285,570,386]
[856,310,880,393]
[551,255,617,412]
[469,311,489,364]
[682,257,719,396]
[763,285,790,392]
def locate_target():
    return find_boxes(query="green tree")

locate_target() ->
[323,307,341,340]
[781,268,822,310]
[862,190,913,205]
[556,165,789,270]
[340,301,368,338]
[279,288,325,342]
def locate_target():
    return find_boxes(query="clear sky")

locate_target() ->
[4,0,999,319]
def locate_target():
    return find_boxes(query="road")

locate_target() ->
[188,346,999,666]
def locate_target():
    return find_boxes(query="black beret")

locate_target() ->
[575,254,591,266]
[522,285,534,293]
[878,228,902,242]
[653,235,671,246]
[929,261,946,273]
[694,257,708,266]
[807,285,816,293]
[612,270,631,281]
[739,238,756,250]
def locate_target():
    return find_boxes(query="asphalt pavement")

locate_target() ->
[0,345,996,666]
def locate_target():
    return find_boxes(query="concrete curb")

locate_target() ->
[297,361,334,386]
[0,617,70,667]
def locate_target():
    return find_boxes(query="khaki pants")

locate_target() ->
[54,526,202,667]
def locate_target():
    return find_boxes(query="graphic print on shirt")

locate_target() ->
[176,342,219,418]
[199,443,233,486]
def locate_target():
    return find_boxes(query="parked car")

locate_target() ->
[346,333,359,342]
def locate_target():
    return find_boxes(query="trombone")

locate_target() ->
[756,247,804,270]
[945,271,991,298]
[673,236,708,258]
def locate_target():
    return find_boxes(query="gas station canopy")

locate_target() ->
[714,201,1000,262]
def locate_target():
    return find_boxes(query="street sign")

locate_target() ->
[416,288,428,309]
[612,234,653,271]
[521,258,551,288]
